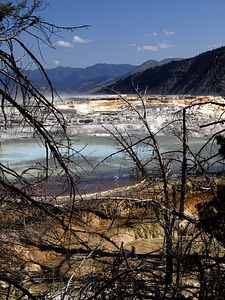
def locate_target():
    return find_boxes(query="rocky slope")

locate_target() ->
[0,179,219,298]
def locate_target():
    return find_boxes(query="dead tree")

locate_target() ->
[87,86,225,299]
[0,1,90,298]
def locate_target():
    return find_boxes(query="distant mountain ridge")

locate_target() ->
[107,47,225,96]
[28,58,182,94]
[29,63,136,93]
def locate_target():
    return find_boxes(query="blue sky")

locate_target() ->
[35,0,225,68]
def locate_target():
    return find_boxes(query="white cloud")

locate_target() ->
[138,42,173,52]
[126,43,137,47]
[138,45,158,51]
[146,32,158,38]
[73,35,92,44]
[53,60,60,66]
[208,43,223,49]
[163,30,175,36]
[157,42,173,49]
[53,41,74,48]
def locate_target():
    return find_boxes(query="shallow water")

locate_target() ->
[0,134,222,196]
[0,135,217,176]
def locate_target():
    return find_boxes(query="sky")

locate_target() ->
[26,0,225,69]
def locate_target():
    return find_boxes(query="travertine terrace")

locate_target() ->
[1,94,225,139]
[55,95,225,137]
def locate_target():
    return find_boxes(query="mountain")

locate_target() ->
[28,59,182,94]
[127,59,163,76]
[127,58,183,76]
[160,57,183,64]
[106,47,225,96]
[29,63,137,93]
